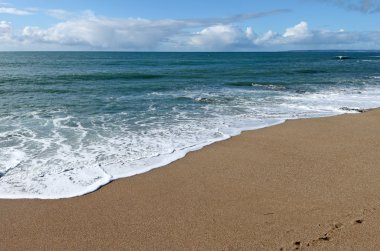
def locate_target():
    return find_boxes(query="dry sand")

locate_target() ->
[1,109,380,250]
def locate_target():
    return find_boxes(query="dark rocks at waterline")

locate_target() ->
[340,107,369,113]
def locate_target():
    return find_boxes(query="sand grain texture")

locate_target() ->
[1,110,380,250]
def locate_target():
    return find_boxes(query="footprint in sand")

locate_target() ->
[292,241,301,250]
[318,235,331,241]
[354,219,364,224]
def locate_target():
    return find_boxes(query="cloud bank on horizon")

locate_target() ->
[0,0,379,51]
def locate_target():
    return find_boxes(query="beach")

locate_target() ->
[1,109,380,250]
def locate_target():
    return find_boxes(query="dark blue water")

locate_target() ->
[1,52,380,198]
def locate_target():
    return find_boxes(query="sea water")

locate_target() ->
[1,51,380,199]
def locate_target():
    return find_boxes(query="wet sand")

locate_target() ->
[1,109,380,250]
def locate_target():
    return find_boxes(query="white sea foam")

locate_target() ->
[1,86,380,199]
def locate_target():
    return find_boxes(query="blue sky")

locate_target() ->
[0,0,380,51]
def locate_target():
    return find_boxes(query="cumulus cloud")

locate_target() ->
[17,10,289,50]
[191,21,314,50]
[0,20,11,32]
[190,25,245,50]
[1,10,380,51]
[190,21,380,50]
[283,21,312,40]
[315,0,380,13]
[0,20,12,39]
[251,30,278,45]
[22,14,188,49]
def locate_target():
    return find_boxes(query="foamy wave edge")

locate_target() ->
[1,118,289,199]
[2,106,373,200]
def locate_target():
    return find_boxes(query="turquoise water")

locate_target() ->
[1,52,380,198]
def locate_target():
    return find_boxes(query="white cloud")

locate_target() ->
[189,21,380,50]
[0,10,289,50]
[22,14,187,50]
[283,21,312,40]
[0,7,33,15]
[19,10,286,50]
[0,20,10,31]
[253,30,278,45]
[0,20,11,39]
[280,21,380,49]
[1,11,380,51]
[245,27,256,40]
[190,25,244,50]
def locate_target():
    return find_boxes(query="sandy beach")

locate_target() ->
[1,109,380,250]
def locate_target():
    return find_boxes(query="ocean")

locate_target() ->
[1,51,380,199]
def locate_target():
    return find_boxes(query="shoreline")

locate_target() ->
[0,108,369,200]
[1,109,380,250]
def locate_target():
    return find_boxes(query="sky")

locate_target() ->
[0,0,380,51]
